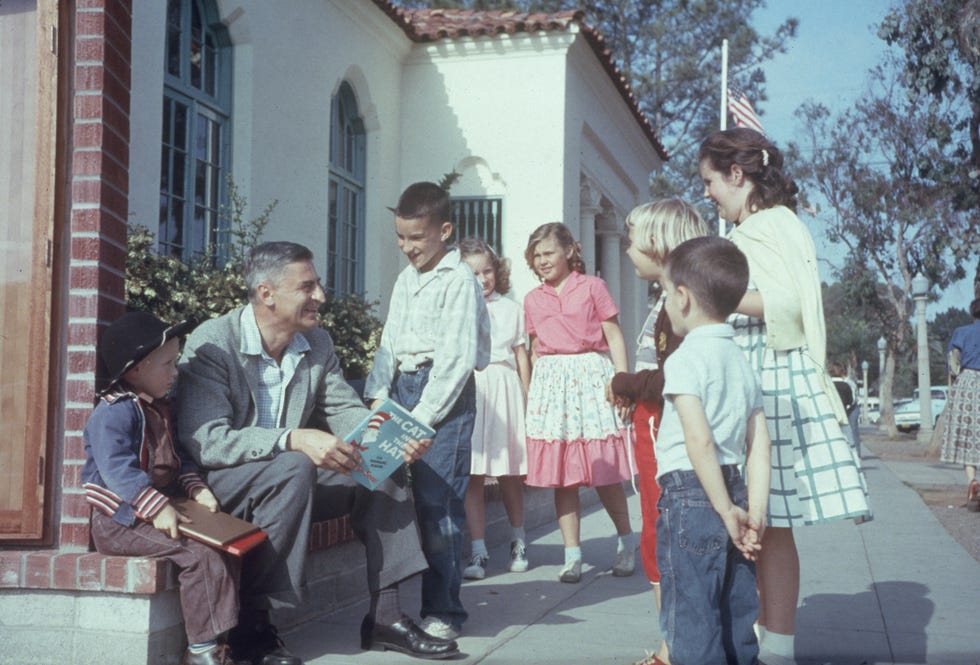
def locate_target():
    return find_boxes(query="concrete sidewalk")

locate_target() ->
[284,438,980,665]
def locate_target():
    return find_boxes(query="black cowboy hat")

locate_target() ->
[98,311,192,395]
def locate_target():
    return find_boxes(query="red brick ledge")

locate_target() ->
[0,550,176,594]
[0,517,356,595]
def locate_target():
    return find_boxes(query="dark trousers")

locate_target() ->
[91,511,240,643]
[205,452,427,611]
[391,367,475,629]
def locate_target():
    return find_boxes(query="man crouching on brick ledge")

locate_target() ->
[177,241,459,664]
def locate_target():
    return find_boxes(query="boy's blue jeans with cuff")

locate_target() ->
[391,365,475,630]
[656,465,759,665]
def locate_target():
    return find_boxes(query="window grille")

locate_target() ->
[451,198,503,254]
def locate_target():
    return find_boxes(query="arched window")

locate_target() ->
[327,82,365,296]
[159,0,231,261]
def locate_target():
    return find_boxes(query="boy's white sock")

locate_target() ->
[471,539,488,558]
[511,526,526,544]
[564,546,582,564]
[617,531,636,553]
[763,631,794,658]
[754,623,767,644]
[187,640,218,655]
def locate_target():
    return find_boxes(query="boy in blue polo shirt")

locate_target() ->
[654,236,771,665]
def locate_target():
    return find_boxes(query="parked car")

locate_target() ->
[893,386,948,432]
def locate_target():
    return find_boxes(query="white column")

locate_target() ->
[598,228,621,305]
[580,205,598,274]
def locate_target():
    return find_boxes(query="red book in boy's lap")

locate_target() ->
[171,498,267,556]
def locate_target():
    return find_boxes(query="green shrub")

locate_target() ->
[124,183,383,379]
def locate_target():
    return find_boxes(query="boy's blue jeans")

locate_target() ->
[656,465,759,665]
[391,366,475,629]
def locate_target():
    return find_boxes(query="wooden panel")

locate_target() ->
[0,0,59,541]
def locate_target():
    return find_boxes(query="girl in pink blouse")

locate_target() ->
[522,222,636,583]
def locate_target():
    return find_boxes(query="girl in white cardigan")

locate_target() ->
[698,127,872,665]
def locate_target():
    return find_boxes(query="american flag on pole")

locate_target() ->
[728,86,765,134]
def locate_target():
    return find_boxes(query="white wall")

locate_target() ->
[399,33,574,300]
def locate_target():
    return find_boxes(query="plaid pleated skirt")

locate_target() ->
[731,313,872,527]
[940,368,980,467]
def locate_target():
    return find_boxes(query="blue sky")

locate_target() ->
[751,0,976,316]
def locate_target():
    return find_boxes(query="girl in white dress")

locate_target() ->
[458,238,532,579]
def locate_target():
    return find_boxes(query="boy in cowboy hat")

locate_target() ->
[82,311,240,665]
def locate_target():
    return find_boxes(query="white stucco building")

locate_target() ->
[128,0,668,342]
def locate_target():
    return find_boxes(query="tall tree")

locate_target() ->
[395,0,798,207]
[879,0,980,295]
[792,58,974,436]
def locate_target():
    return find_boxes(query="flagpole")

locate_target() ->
[718,39,728,236]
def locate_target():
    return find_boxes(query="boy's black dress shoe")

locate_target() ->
[229,623,303,665]
[360,614,460,659]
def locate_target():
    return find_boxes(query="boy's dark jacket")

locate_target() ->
[82,390,206,526]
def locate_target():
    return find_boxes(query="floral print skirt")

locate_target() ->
[525,352,631,488]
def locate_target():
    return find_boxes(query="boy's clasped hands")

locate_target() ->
[719,503,765,561]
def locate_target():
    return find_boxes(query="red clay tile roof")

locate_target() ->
[370,2,669,161]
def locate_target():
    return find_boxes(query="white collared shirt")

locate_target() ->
[365,248,490,427]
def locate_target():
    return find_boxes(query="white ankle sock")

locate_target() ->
[511,526,526,543]
[764,631,794,658]
[617,532,636,553]
[754,623,767,644]
[188,640,218,654]
[471,539,488,557]
[564,546,582,564]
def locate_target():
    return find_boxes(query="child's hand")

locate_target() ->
[191,487,220,513]
[151,503,189,539]
[605,380,632,421]
[719,505,756,558]
[605,380,616,405]
[402,437,433,464]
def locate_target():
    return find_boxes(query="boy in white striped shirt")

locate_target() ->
[365,181,491,641]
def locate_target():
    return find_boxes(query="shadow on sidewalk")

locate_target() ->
[795,581,933,664]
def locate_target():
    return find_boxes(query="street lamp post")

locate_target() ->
[861,360,870,425]
[912,273,932,443]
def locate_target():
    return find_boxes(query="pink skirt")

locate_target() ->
[525,352,632,488]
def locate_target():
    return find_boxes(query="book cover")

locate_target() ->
[346,398,435,490]
[171,497,268,556]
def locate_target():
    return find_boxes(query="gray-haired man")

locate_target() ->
[178,241,457,664]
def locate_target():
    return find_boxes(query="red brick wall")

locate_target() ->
[61,0,133,550]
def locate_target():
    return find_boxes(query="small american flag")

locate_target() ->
[728,86,765,135]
